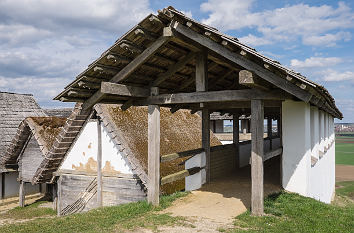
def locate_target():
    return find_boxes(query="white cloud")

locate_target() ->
[238,34,271,46]
[0,0,152,107]
[290,57,342,69]
[201,0,354,47]
[323,69,354,81]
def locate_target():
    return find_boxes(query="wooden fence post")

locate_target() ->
[148,87,160,206]
[251,99,264,216]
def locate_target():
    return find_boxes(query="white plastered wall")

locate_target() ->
[282,100,335,203]
[59,120,133,174]
[185,152,206,191]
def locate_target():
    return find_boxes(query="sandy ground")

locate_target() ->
[156,159,281,232]
[0,193,43,213]
[336,165,354,181]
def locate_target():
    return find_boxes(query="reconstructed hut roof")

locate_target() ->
[44,108,73,118]
[54,6,342,119]
[0,92,46,160]
[0,116,66,169]
[32,103,221,191]
[210,112,250,121]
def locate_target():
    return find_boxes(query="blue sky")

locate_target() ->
[0,0,353,122]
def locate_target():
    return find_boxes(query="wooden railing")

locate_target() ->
[160,147,205,185]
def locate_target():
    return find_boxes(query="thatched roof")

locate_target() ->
[54,6,342,119]
[0,92,46,162]
[32,103,221,193]
[0,116,66,169]
[96,104,221,193]
[44,108,73,118]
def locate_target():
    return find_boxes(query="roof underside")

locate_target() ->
[54,6,342,119]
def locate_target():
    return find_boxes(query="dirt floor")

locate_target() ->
[336,165,354,181]
[0,193,43,213]
[160,158,282,232]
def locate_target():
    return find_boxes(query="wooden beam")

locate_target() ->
[251,99,264,216]
[171,22,312,103]
[196,50,208,92]
[134,89,288,106]
[239,70,271,91]
[264,147,282,162]
[161,148,204,163]
[147,87,160,206]
[150,51,196,87]
[160,167,202,185]
[101,82,150,97]
[96,117,103,207]
[19,180,25,207]
[82,34,171,110]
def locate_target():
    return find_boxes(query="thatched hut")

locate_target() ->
[0,92,46,200]
[32,103,221,215]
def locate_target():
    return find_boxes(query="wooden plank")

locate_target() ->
[264,147,283,162]
[82,34,171,110]
[196,50,208,92]
[57,176,62,216]
[160,167,202,185]
[251,99,264,216]
[97,118,103,207]
[19,181,25,207]
[147,87,160,206]
[161,148,204,163]
[100,82,150,97]
[134,89,288,106]
[171,22,312,103]
[239,70,271,91]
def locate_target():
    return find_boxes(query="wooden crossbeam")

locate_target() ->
[161,148,204,163]
[100,82,150,97]
[82,32,172,110]
[160,167,203,185]
[171,22,312,103]
[134,89,288,106]
[264,147,282,161]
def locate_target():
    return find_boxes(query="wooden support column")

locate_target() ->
[233,113,240,168]
[196,49,210,183]
[19,180,25,207]
[1,173,4,199]
[148,87,160,206]
[251,99,264,216]
[57,176,62,216]
[52,183,58,211]
[267,117,273,150]
[97,117,103,207]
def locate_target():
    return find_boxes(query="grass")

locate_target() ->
[228,191,354,233]
[335,134,354,165]
[0,192,188,233]
[336,181,354,200]
[0,201,56,219]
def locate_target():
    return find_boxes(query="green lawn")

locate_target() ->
[228,190,354,233]
[335,134,354,165]
[0,192,188,233]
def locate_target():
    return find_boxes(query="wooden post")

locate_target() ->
[97,117,103,207]
[52,184,58,211]
[233,113,240,168]
[251,99,264,216]
[1,173,4,199]
[19,180,25,207]
[148,87,160,206]
[267,117,273,150]
[196,49,210,183]
[202,109,211,182]
[57,176,62,216]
